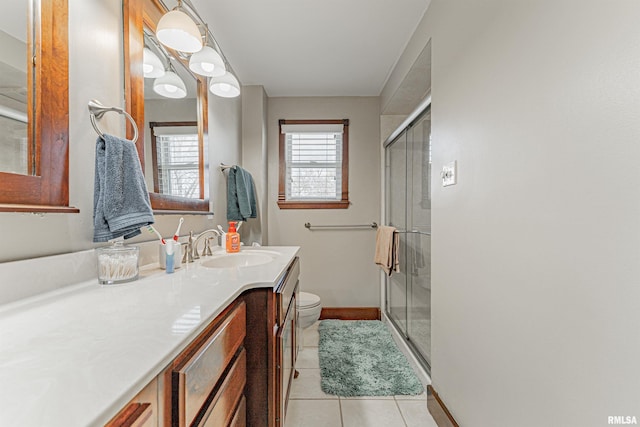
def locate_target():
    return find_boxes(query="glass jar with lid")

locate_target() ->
[96,241,139,284]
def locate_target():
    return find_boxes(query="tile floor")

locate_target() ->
[285,322,439,427]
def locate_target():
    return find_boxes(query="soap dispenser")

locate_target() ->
[226,221,240,253]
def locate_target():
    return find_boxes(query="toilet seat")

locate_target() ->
[297,292,321,309]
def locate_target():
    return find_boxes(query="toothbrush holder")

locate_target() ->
[159,242,182,270]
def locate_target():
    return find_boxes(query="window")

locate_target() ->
[150,122,200,199]
[278,119,349,209]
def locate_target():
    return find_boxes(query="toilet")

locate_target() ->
[297,292,322,345]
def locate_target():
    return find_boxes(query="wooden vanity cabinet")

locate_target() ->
[106,256,300,427]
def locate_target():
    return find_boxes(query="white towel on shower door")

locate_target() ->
[374,226,399,276]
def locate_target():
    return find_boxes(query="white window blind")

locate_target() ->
[153,126,199,198]
[284,127,343,201]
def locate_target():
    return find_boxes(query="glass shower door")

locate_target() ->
[406,110,431,367]
[385,130,407,332]
[384,105,432,372]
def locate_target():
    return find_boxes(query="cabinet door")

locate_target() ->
[276,294,296,427]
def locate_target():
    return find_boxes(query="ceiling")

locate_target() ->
[191,0,431,97]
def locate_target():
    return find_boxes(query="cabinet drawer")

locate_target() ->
[173,302,246,426]
[106,378,157,427]
[199,349,247,427]
[228,395,246,427]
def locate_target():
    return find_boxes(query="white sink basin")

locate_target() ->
[201,250,278,269]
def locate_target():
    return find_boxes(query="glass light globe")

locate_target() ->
[189,46,226,77]
[143,48,165,78]
[209,72,240,98]
[156,10,202,53]
[153,71,187,99]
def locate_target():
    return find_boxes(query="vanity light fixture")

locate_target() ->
[209,72,241,98]
[189,26,226,77]
[158,0,241,98]
[156,0,202,53]
[143,47,165,78]
[153,67,187,99]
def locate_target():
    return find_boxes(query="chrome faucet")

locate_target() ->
[186,229,222,262]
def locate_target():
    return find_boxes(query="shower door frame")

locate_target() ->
[383,94,432,374]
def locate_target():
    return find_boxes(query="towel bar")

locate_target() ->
[304,222,378,230]
[88,99,138,143]
[395,230,431,236]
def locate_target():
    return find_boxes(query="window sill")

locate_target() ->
[277,200,350,209]
[0,204,80,213]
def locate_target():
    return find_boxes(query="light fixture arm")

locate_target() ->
[144,30,172,68]
[162,0,236,75]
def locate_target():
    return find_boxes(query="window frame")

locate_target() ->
[278,119,349,209]
[149,121,202,198]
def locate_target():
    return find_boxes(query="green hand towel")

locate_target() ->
[227,166,257,221]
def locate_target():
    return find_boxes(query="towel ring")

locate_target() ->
[88,99,139,143]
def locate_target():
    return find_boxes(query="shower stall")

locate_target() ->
[384,97,432,373]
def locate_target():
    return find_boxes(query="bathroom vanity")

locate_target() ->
[0,247,299,427]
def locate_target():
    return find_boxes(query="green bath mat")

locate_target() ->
[318,320,424,396]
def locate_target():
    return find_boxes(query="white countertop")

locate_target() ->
[0,246,299,427]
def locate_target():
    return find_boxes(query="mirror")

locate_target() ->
[143,30,202,199]
[0,3,29,175]
[124,0,209,212]
[0,0,72,210]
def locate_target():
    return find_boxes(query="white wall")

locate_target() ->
[208,87,242,228]
[267,97,381,307]
[0,1,241,266]
[240,85,268,245]
[384,1,640,426]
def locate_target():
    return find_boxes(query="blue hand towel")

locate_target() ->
[93,134,154,242]
[227,166,257,221]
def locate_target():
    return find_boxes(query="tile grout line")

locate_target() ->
[338,397,345,427]
[394,397,410,427]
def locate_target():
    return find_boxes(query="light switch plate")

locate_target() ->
[442,161,457,186]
